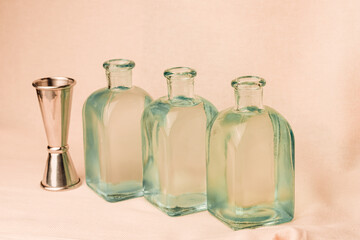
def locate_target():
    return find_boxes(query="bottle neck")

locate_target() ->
[235,87,264,110]
[106,70,132,89]
[167,78,195,99]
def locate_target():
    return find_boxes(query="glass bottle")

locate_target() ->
[83,59,152,202]
[142,67,218,216]
[206,76,294,230]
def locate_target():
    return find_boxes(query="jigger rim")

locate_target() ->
[32,77,76,90]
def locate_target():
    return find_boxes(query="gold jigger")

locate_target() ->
[32,77,81,191]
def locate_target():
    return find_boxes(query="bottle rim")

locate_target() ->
[103,59,135,71]
[231,76,266,89]
[164,67,197,80]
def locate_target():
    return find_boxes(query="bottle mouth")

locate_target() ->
[32,77,76,90]
[103,59,135,71]
[164,67,197,80]
[231,76,266,90]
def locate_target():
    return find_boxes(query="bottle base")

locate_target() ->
[144,193,207,217]
[87,181,143,202]
[208,205,293,230]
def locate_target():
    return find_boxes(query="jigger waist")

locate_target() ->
[47,145,69,153]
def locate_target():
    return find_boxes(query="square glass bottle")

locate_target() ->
[207,76,294,229]
[83,59,152,202]
[142,67,218,216]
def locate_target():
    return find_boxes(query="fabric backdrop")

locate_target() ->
[0,0,359,239]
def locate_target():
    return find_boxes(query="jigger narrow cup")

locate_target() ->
[32,77,81,191]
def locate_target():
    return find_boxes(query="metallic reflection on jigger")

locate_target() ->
[32,77,81,191]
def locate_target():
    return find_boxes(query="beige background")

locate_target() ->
[1,0,360,239]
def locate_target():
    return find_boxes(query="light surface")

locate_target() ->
[1,0,360,239]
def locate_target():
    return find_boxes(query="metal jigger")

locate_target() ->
[32,77,81,191]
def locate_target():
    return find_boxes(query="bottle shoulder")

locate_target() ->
[85,86,152,105]
[197,96,218,113]
[83,87,109,108]
[146,95,215,107]
[215,105,278,119]
[142,96,171,118]
[144,96,217,115]
[213,105,293,132]
[83,86,152,120]
[129,86,153,99]
[85,87,108,100]
[266,106,294,136]
[142,96,218,127]
[265,106,293,127]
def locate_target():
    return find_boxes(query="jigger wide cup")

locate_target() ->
[32,77,81,191]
